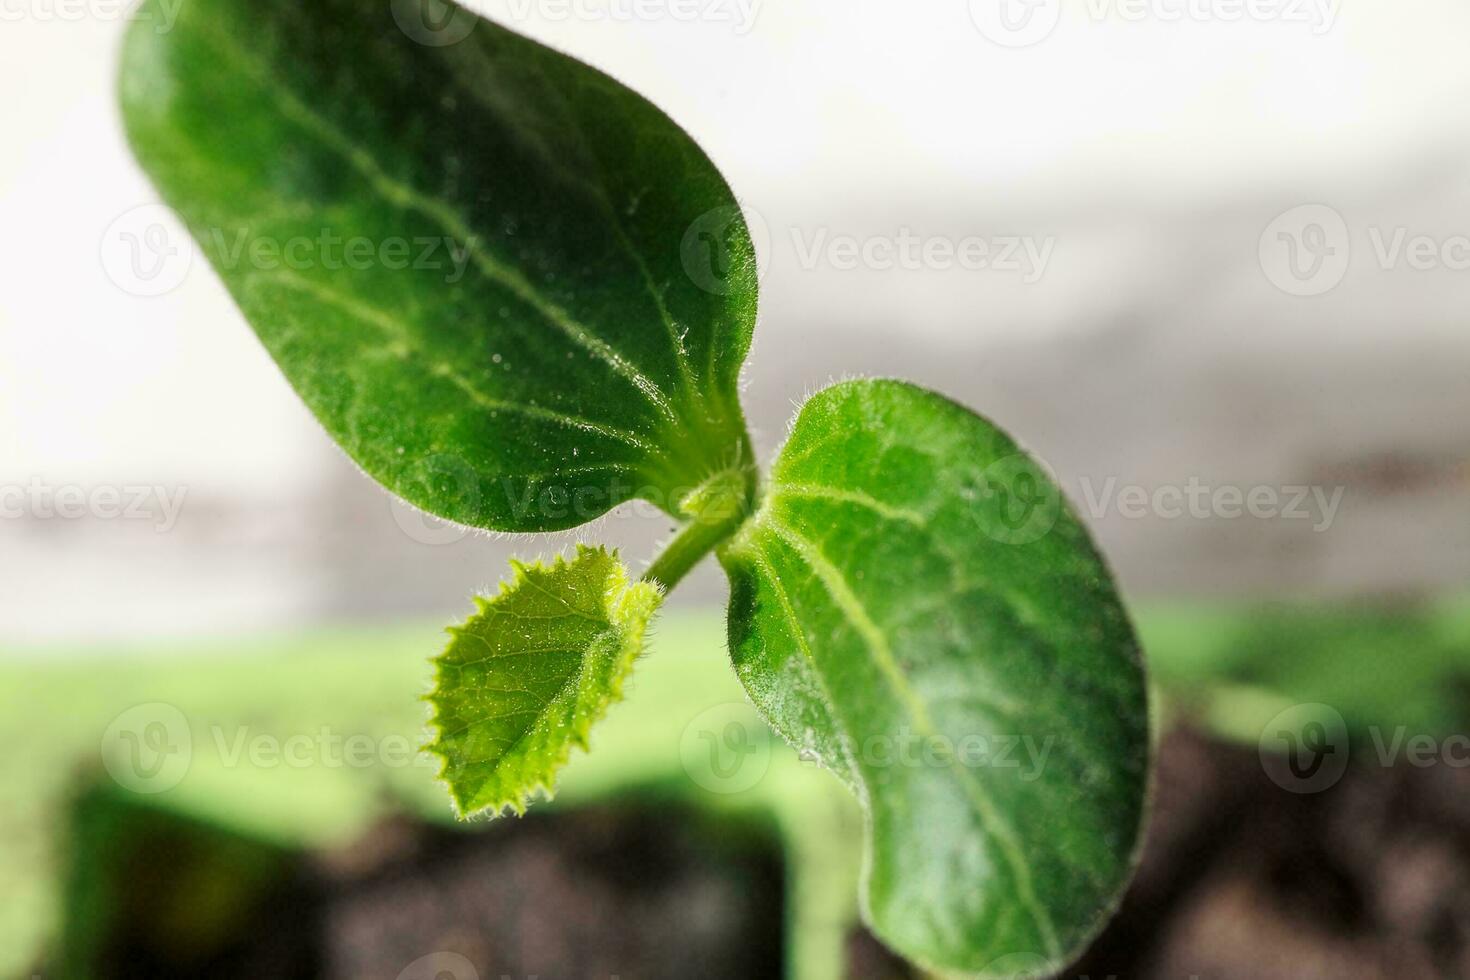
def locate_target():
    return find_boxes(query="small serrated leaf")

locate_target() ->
[427,545,662,817]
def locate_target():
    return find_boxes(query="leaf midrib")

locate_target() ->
[758,513,1063,960]
[444,41,705,408]
[742,539,862,792]
[193,19,683,429]
[449,622,614,809]
[262,269,662,454]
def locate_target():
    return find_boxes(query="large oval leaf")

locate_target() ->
[120,0,756,531]
[720,380,1149,976]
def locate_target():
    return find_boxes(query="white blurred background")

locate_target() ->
[3,0,1469,644]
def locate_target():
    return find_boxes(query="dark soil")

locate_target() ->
[71,799,784,980]
[844,725,1470,979]
[311,803,785,980]
[1067,727,1470,979]
[63,729,1470,979]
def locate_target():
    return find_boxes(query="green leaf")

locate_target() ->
[427,545,662,816]
[119,0,757,531]
[720,380,1149,977]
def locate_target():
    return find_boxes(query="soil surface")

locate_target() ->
[1067,727,1470,979]
[79,800,784,980]
[313,802,785,980]
[70,729,1470,979]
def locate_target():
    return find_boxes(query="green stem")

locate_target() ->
[642,512,737,592]
[641,462,758,592]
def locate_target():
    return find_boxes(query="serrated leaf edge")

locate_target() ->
[424,543,662,819]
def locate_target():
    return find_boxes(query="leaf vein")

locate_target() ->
[259,270,660,453]
[199,22,681,426]
[772,484,927,526]
[760,515,1062,960]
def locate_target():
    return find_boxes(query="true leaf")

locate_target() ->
[120,0,757,531]
[720,379,1149,976]
[427,545,661,816]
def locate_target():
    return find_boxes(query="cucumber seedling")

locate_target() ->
[120,1,1150,974]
